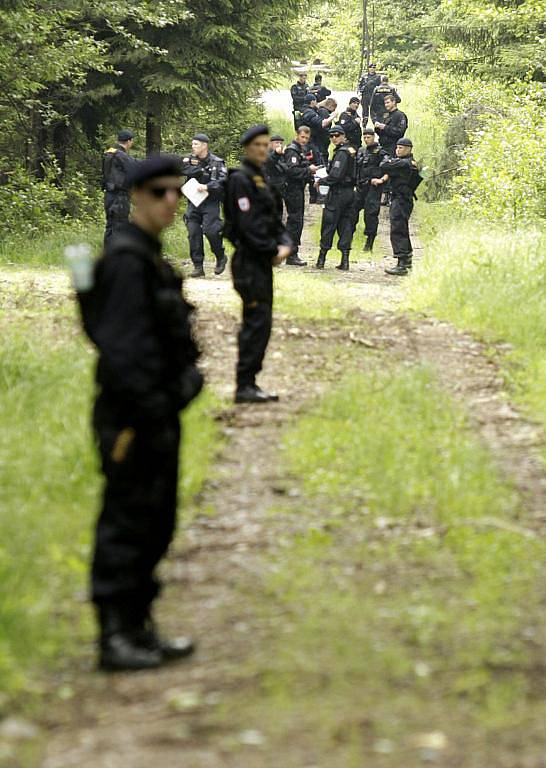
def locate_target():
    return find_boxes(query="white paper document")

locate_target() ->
[182,177,209,207]
[315,166,329,180]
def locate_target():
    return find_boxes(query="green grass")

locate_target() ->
[217,366,546,765]
[406,221,546,430]
[273,269,355,320]
[266,108,295,143]
[0,295,220,702]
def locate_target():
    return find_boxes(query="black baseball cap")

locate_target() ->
[270,134,284,142]
[329,125,346,135]
[349,96,361,105]
[117,129,134,142]
[397,137,413,147]
[304,93,317,104]
[363,128,375,135]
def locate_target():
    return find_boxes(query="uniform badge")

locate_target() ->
[340,119,346,124]
[252,175,266,188]
[291,156,297,163]
[237,197,250,212]
[191,158,199,165]
[183,157,189,163]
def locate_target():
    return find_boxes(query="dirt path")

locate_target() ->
[23,197,544,768]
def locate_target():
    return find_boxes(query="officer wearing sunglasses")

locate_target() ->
[83,155,203,671]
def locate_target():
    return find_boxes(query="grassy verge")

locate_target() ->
[406,219,546,430]
[218,366,546,766]
[0,288,220,703]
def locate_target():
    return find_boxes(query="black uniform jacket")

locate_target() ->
[225,160,292,262]
[376,109,408,152]
[290,81,309,112]
[301,106,324,145]
[322,143,357,190]
[264,149,287,189]
[379,154,420,201]
[370,84,401,121]
[283,141,313,187]
[101,144,137,192]
[358,73,381,99]
[356,143,388,186]
[181,152,227,202]
[339,109,362,148]
[91,223,199,424]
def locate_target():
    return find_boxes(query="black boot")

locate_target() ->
[235,384,270,404]
[97,604,163,672]
[214,255,227,275]
[315,249,327,269]
[363,235,376,252]
[286,252,307,267]
[135,610,196,662]
[189,265,205,278]
[385,255,410,276]
[336,251,350,271]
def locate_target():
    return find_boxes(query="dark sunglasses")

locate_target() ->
[331,133,342,138]
[147,186,183,199]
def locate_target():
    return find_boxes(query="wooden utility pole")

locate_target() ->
[360,0,371,76]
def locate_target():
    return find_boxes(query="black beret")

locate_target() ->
[363,127,375,135]
[349,96,361,104]
[396,137,413,147]
[240,124,270,146]
[129,154,183,188]
[192,133,210,143]
[117,129,134,142]
[304,93,317,104]
[270,134,284,142]
[329,124,346,135]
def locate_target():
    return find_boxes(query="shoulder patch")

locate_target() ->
[237,197,250,212]
[182,157,189,163]
[190,158,199,165]
[347,147,356,156]
[106,148,117,154]
[291,156,297,164]
[253,175,266,188]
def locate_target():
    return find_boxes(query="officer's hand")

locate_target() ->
[197,184,208,192]
[375,122,385,130]
[309,164,318,173]
[314,181,320,189]
[275,244,292,264]
[275,145,284,155]
[371,178,383,186]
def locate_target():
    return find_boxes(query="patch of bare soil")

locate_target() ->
[6,203,543,768]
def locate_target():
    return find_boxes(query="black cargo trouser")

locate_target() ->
[284,184,305,255]
[184,199,226,267]
[91,393,180,621]
[320,186,356,252]
[231,253,273,389]
[390,195,414,257]
[352,184,382,237]
[104,191,130,244]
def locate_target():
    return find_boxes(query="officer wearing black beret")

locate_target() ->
[77,154,203,670]
[315,125,357,270]
[380,138,423,275]
[224,125,293,403]
[101,129,138,244]
[181,133,228,278]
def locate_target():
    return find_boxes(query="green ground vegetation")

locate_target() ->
[0,285,220,702]
[216,366,546,766]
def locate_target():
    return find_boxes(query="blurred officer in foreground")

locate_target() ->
[284,125,318,266]
[339,97,363,148]
[353,128,388,253]
[181,133,228,278]
[101,129,137,244]
[315,125,357,271]
[224,125,292,403]
[264,134,287,207]
[380,137,422,276]
[370,75,401,125]
[290,71,309,129]
[78,155,203,671]
[358,63,381,125]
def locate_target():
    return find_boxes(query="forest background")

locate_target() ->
[0,0,545,714]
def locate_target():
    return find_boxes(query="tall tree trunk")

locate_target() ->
[146,95,163,156]
[52,120,70,181]
[29,105,48,180]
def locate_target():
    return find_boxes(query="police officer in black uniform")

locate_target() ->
[101,129,137,244]
[79,155,203,671]
[374,95,408,156]
[181,133,228,278]
[290,71,309,130]
[301,93,337,163]
[224,125,293,403]
[283,125,318,266]
[316,97,338,161]
[357,63,382,125]
[380,137,422,276]
[315,125,357,271]
[309,73,332,102]
[352,128,388,252]
[339,97,363,149]
[264,134,287,208]
[370,76,401,125]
